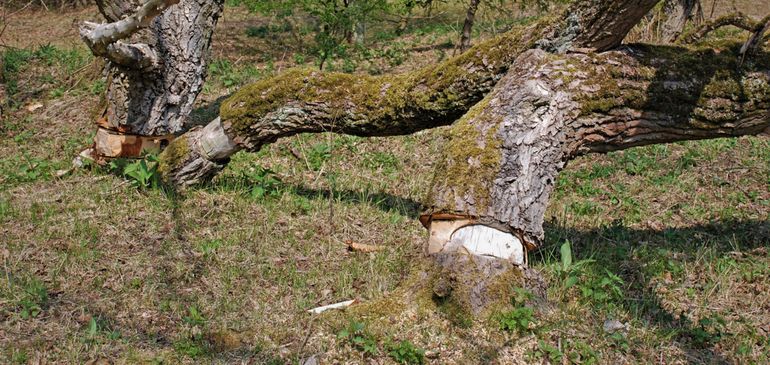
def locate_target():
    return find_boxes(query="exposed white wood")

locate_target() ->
[307,300,356,314]
[426,220,525,265]
[426,219,473,255]
[448,225,524,265]
[198,117,240,161]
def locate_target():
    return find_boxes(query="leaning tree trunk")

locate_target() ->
[158,0,663,186]
[80,0,224,159]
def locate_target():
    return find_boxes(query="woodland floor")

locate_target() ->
[1,1,769,364]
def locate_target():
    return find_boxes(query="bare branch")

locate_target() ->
[103,42,161,69]
[740,15,770,60]
[80,0,179,65]
[681,12,755,43]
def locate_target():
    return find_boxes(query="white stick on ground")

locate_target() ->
[307,300,356,314]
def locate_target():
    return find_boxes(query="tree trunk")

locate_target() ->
[458,0,481,53]
[660,0,701,43]
[425,44,770,253]
[81,0,224,158]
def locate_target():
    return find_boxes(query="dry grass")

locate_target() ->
[1,1,769,364]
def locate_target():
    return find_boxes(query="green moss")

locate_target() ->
[218,18,550,142]
[429,96,503,213]
[157,134,190,176]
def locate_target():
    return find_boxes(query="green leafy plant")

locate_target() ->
[84,316,121,344]
[609,332,630,353]
[533,340,563,363]
[579,269,624,305]
[558,240,594,290]
[388,340,425,364]
[498,306,535,334]
[17,278,48,319]
[337,321,378,356]
[242,165,281,199]
[174,305,211,358]
[184,306,207,327]
[688,316,726,347]
[566,340,599,364]
[10,348,28,365]
[109,155,161,189]
[306,142,332,171]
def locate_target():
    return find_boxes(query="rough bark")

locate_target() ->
[537,0,661,52]
[425,44,770,250]
[458,0,481,53]
[158,0,663,186]
[158,20,546,185]
[660,0,701,43]
[81,0,224,145]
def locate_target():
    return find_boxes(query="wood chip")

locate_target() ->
[345,240,384,253]
[26,103,43,112]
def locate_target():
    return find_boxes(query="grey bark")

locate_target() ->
[426,45,770,249]
[81,0,224,137]
[661,0,701,43]
[537,0,661,53]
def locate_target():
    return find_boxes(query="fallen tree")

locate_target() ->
[80,0,769,316]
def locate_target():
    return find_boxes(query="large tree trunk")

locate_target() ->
[425,44,770,254]
[81,0,224,158]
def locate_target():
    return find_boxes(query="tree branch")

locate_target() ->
[157,0,670,187]
[158,21,547,186]
[80,0,179,68]
[681,12,756,43]
[104,42,161,69]
[739,15,770,60]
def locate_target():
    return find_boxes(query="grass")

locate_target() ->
[1,2,769,364]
